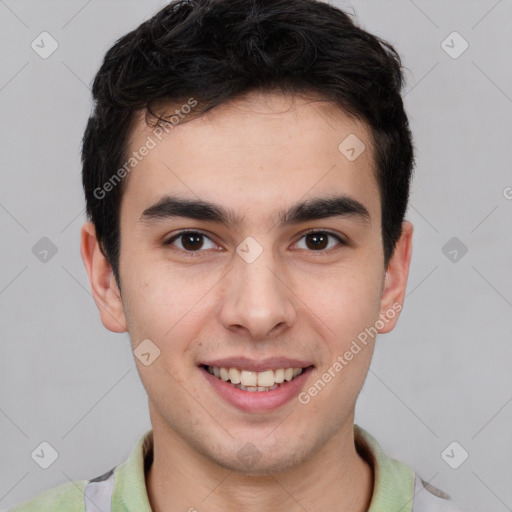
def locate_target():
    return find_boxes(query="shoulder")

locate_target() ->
[6,429,150,512]
[353,425,470,512]
[7,479,88,512]
[7,465,117,512]
[412,474,468,512]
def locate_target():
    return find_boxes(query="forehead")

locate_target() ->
[121,91,380,226]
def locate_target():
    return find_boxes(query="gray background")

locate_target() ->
[1,0,511,510]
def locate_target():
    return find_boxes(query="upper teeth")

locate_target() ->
[207,366,304,387]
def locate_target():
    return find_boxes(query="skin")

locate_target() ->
[81,90,413,512]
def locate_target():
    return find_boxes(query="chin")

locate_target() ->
[208,440,310,476]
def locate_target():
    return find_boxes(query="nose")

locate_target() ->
[219,246,297,340]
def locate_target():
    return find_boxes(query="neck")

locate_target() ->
[146,418,374,512]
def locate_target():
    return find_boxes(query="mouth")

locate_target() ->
[201,364,312,392]
[198,363,315,413]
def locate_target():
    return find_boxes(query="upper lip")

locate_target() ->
[199,357,314,372]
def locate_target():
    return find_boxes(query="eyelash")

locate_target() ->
[162,229,347,256]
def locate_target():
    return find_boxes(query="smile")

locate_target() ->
[204,365,305,391]
[199,364,315,413]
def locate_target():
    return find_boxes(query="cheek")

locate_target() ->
[121,262,215,362]
[298,263,383,339]
[121,268,178,346]
[301,274,380,405]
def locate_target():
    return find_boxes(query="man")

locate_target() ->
[11,0,467,510]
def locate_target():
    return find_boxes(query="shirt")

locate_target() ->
[8,425,466,511]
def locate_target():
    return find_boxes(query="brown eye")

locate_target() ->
[305,232,329,250]
[295,231,345,252]
[164,231,217,252]
[181,233,204,250]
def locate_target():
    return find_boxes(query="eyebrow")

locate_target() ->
[139,194,371,228]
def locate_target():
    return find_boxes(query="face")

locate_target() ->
[82,91,412,475]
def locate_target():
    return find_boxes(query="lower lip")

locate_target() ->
[200,366,314,413]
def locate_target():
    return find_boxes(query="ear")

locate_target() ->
[378,221,413,334]
[80,222,127,333]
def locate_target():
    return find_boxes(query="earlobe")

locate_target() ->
[80,222,128,333]
[378,221,413,334]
